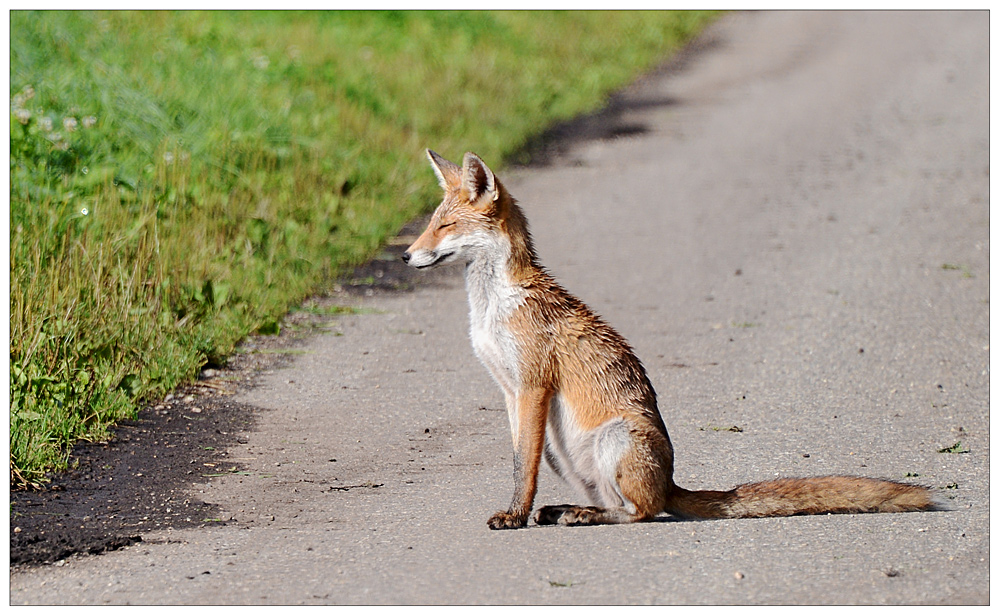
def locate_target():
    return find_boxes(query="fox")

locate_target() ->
[402,149,946,530]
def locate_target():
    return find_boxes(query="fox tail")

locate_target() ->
[664,476,948,519]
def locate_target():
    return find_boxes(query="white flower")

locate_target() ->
[39,117,53,132]
[63,117,78,132]
[81,208,89,216]
[22,85,34,100]
[14,108,31,124]
[163,151,175,165]
[82,116,97,128]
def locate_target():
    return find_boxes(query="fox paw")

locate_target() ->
[534,505,599,526]
[487,510,528,530]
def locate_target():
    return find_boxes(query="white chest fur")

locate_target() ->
[464,242,525,398]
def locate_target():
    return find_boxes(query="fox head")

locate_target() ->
[402,150,515,270]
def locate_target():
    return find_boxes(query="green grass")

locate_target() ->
[9,10,718,487]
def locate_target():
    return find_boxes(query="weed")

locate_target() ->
[937,442,970,454]
[941,263,974,278]
[256,320,281,336]
[293,304,370,316]
[700,425,744,433]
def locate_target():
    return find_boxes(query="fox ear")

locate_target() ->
[461,152,498,205]
[426,149,461,191]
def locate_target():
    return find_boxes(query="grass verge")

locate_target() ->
[9,10,718,487]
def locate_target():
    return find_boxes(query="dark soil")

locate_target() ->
[9,389,257,567]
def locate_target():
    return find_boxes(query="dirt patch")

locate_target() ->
[9,393,255,567]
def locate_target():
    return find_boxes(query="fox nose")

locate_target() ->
[401,251,411,264]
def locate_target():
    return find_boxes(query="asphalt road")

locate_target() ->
[10,11,989,604]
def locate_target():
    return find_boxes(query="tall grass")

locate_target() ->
[9,10,718,486]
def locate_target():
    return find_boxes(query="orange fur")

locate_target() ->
[404,150,945,529]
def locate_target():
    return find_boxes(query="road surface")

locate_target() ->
[10,11,989,604]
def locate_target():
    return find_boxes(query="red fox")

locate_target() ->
[403,150,946,530]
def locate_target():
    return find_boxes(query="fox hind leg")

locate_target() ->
[534,420,672,527]
[534,504,652,526]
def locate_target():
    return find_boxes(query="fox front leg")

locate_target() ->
[488,387,552,530]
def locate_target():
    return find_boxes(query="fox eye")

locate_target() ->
[437,221,456,230]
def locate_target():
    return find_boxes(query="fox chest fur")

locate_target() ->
[464,245,526,400]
